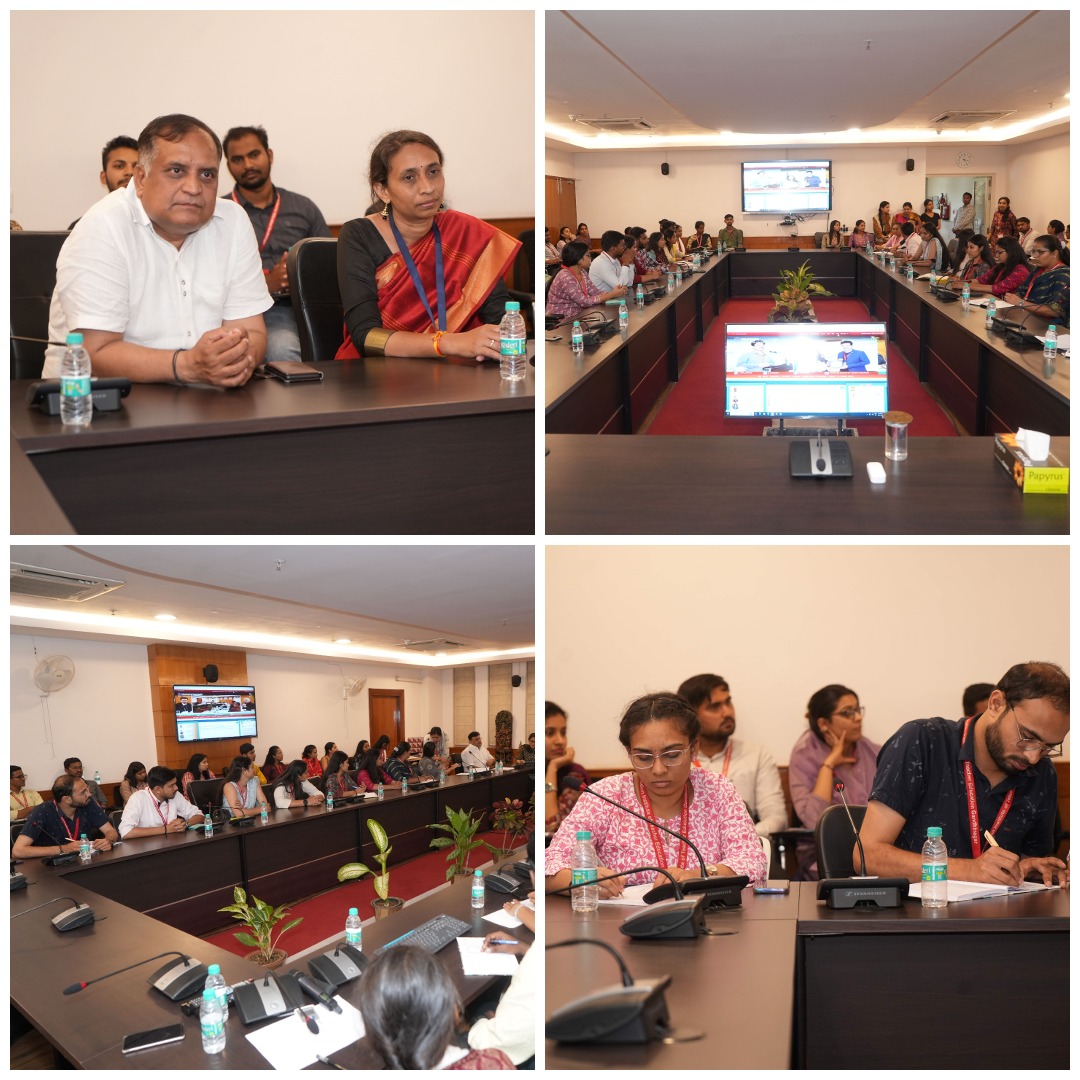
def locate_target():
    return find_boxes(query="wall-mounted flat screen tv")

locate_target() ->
[742,160,832,214]
[174,684,257,743]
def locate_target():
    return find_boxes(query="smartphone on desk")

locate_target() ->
[753,883,790,895]
[122,1024,185,1053]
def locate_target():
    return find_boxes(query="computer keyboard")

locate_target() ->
[764,426,855,437]
[376,913,473,956]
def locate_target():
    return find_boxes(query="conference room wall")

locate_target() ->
[10,9,534,231]
[546,545,1069,770]
[990,131,1071,238]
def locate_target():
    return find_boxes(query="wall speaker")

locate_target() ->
[661,162,669,176]
[203,663,219,683]
[905,158,915,172]
[512,675,522,688]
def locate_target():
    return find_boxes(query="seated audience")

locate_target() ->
[669,224,687,259]
[417,741,456,778]
[302,744,324,778]
[180,754,215,801]
[988,196,1018,246]
[358,946,513,1069]
[545,701,590,832]
[546,694,767,894]
[897,221,921,259]
[589,230,635,292]
[10,766,43,821]
[271,759,325,809]
[1003,235,1069,326]
[903,223,946,270]
[687,220,712,251]
[221,755,270,818]
[877,222,904,251]
[862,662,1068,887]
[1016,216,1036,256]
[325,750,361,800]
[556,225,573,251]
[966,237,1032,299]
[262,745,285,783]
[787,684,880,880]
[717,214,743,249]
[63,758,106,808]
[519,732,536,762]
[119,765,205,838]
[320,742,338,774]
[871,201,892,244]
[1047,219,1067,246]
[919,198,940,231]
[849,220,871,251]
[117,761,148,807]
[428,726,451,766]
[543,226,561,264]
[356,748,398,791]
[947,234,993,285]
[545,241,625,320]
[963,682,996,718]
[894,201,919,228]
[239,742,267,783]
[68,134,139,229]
[45,113,269,385]
[820,220,845,249]
[642,231,667,272]
[575,222,591,246]
[461,731,495,772]
[383,742,418,784]
[349,739,370,770]
[12,775,119,859]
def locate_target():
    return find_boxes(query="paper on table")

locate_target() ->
[908,879,1053,903]
[598,883,651,907]
[1036,333,1070,351]
[456,936,519,976]
[245,999,366,1070]
[483,907,522,928]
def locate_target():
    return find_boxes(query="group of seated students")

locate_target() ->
[545,660,1068,895]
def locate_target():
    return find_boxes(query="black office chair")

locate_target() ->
[287,237,342,364]
[815,803,866,879]
[507,228,535,339]
[11,230,69,380]
[187,778,227,818]
[308,775,326,795]
[11,822,24,851]
[108,809,124,833]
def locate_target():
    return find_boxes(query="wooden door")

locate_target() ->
[545,176,577,239]
[369,689,404,747]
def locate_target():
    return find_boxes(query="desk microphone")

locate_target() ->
[11,894,95,932]
[297,973,342,1013]
[816,782,908,910]
[62,949,208,1000]
[573,780,749,910]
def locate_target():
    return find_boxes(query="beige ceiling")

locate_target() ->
[10,546,534,660]
[546,10,1069,146]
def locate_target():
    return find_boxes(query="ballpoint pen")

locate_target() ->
[316,1054,347,1070]
[296,1006,319,1034]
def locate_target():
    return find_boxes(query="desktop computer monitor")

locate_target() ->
[724,322,889,420]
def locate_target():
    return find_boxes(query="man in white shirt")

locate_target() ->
[1016,217,1036,256]
[119,765,204,838]
[677,673,788,838]
[588,230,634,293]
[900,222,923,259]
[461,732,495,771]
[45,112,272,386]
[949,191,976,271]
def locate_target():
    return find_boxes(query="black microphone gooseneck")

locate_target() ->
[545,938,634,986]
[834,781,868,877]
[545,865,685,900]
[10,895,86,919]
[62,950,194,995]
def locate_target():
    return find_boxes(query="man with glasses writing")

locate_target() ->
[861,662,1068,887]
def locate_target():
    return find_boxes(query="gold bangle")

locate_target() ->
[433,330,445,357]
[361,328,394,357]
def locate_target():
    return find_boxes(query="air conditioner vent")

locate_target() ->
[572,116,653,133]
[10,563,125,602]
[398,638,471,653]
[928,110,1014,127]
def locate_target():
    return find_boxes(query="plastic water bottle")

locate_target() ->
[437,768,446,785]
[961,282,970,312]
[94,770,101,786]
[205,963,230,1021]
[905,263,914,282]
[471,868,485,909]
[1043,324,1058,361]
[377,782,384,801]
[401,775,408,795]
[666,271,675,294]
[79,833,92,863]
[618,300,629,332]
[204,814,213,838]
[675,267,683,287]
[200,988,226,1054]
[498,300,527,382]
[570,321,584,355]
[260,802,269,825]
[60,332,92,427]
[468,765,475,781]
[345,906,362,950]
[692,252,701,271]
[635,283,644,308]
[326,789,334,811]
[985,299,997,329]
[921,826,948,909]
[494,758,503,775]
[570,830,599,912]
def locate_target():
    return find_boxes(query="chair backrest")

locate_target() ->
[813,231,825,249]
[287,237,342,363]
[815,803,866,879]
[11,230,69,380]
[512,229,535,294]
[11,822,24,851]
[108,809,124,832]
[187,777,227,816]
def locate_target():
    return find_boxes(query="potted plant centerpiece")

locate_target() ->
[217,887,302,970]
[337,818,404,915]
[428,805,497,879]
[767,260,835,322]
[489,796,531,857]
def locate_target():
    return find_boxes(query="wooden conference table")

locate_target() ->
[10,769,534,1068]
[11,357,534,535]
[546,881,1069,1070]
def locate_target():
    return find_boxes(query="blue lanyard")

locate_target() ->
[388,207,446,331]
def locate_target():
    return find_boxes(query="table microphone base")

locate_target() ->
[547,976,672,1044]
[643,875,749,911]
[817,877,909,909]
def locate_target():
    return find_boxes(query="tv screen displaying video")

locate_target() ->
[742,160,832,214]
[174,685,258,743]
[724,323,888,419]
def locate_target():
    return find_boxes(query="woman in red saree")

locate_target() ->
[336,130,520,361]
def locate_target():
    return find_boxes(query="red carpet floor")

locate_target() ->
[203,829,517,958]
[647,298,960,437]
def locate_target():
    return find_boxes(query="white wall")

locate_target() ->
[1003,132,1071,238]
[10,10,534,230]
[547,546,1069,769]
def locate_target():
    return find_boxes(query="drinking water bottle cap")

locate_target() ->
[927,826,942,838]
[66,332,83,345]
[505,301,520,311]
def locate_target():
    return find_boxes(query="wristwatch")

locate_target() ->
[545,782,556,793]
[1018,299,1025,309]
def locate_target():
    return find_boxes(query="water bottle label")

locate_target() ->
[571,868,597,887]
[921,863,947,882]
[201,1017,224,1040]
[61,376,91,398]
[500,337,526,356]
[346,930,362,947]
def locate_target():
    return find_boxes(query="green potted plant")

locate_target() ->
[428,805,497,879]
[767,260,835,322]
[489,796,531,856]
[338,818,403,913]
[217,886,302,970]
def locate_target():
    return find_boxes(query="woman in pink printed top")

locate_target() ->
[545,241,626,321]
[546,693,767,897]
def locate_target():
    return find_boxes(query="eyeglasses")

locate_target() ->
[832,706,865,721]
[1031,248,1049,255]
[1008,706,1063,757]
[11,773,25,780]
[628,746,691,770]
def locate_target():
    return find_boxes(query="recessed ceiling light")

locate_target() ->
[435,651,447,657]
[154,613,177,621]
[334,637,352,644]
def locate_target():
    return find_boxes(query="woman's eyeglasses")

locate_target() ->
[832,706,865,721]
[629,746,691,769]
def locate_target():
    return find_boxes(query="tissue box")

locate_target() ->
[994,433,1069,495]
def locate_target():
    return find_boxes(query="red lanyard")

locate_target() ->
[12,790,29,809]
[1021,265,1053,300]
[153,796,170,827]
[232,189,282,254]
[962,715,1014,859]
[692,742,732,777]
[573,269,592,302]
[232,781,250,809]
[634,776,691,869]
[57,807,81,841]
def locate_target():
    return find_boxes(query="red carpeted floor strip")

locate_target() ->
[203,829,518,958]
[647,297,959,437]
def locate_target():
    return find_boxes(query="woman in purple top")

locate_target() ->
[787,684,880,880]
[545,241,626,321]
